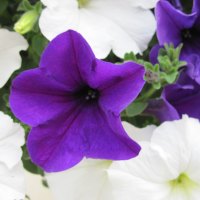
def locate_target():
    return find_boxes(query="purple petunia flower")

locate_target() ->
[146,61,200,122]
[185,54,200,84]
[156,0,200,61]
[10,30,145,172]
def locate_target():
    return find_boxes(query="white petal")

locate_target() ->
[0,112,25,168]
[109,116,200,199]
[167,190,192,200]
[130,0,159,9]
[186,145,200,183]
[151,116,200,173]
[189,188,200,200]
[122,121,156,142]
[25,171,53,200]
[39,5,79,40]
[40,0,77,8]
[0,29,28,88]
[108,169,170,200]
[39,0,156,58]
[77,9,113,58]
[46,159,113,200]
[88,0,156,56]
[0,162,25,200]
[110,142,178,183]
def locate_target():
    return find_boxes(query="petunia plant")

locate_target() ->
[1,0,200,199]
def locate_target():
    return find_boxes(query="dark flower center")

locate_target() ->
[168,0,182,9]
[181,28,199,42]
[168,0,193,13]
[76,86,99,102]
[85,89,99,101]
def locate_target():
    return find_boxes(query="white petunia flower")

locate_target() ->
[0,111,25,169]
[131,0,159,9]
[0,163,25,200]
[47,117,200,200]
[109,116,200,200]
[0,29,28,88]
[39,0,157,58]
[0,111,25,200]
[45,122,155,200]
[47,159,113,200]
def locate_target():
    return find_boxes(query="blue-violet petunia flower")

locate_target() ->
[155,0,200,61]
[146,71,200,122]
[185,54,200,84]
[10,30,145,172]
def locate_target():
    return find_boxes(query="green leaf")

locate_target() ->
[17,0,33,11]
[124,52,137,61]
[42,179,49,188]
[126,102,148,117]
[162,72,179,84]
[23,158,44,175]
[144,62,154,70]
[34,2,43,13]
[31,34,48,56]
[0,0,8,14]
[22,145,44,175]
[152,82,161,90]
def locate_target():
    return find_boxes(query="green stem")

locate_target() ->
[137,87,156,102]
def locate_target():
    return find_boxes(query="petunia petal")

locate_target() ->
[39,30,96,87]
[131,0,159,9]
[151,116,200,173]
[77,9,115,58]
[108,116,200,199]
[189,189,200,200]
[122,121,156,142]
[193,0,200,28]
[10,68,77,127]
[156,0,196,46]
[39,6,79,43]
[163,80,200,119]
[39,0,156,58]
[149,44,162,65]
[86,0,156,57]
[184,54,200,84]
[108,169,170,200]
[110,142,178,183]
[0,162,25,200]
[177,118,200,183]
[40,0,77,8]
[46,159,112,200]
[186,145,200,184]
[0,112,24,169]
[28,105,140,172]
[145,98,180,123]
[0,29,28,88]
[89,60,145,114]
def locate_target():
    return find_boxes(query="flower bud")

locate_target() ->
[14,10,38,34]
